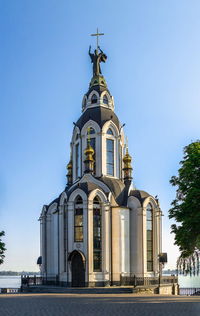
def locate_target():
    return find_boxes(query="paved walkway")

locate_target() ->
[0,293,200,316]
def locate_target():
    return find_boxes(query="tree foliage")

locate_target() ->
[0,231,6,265]
[169,140,200,258]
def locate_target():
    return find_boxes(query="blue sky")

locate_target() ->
[0,1,200,271]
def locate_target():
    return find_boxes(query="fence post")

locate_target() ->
[133,275,137,288]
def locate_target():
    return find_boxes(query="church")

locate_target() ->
[39,37,163,287]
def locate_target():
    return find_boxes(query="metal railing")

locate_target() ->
[120,274,178,287]
[179,288,200,296]
[21,275,59,287]
[21,274,178,288]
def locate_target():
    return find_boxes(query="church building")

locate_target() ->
[39,39,163,287]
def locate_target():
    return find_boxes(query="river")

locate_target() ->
[0,275,21,288]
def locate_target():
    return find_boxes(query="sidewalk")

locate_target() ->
[0,293,200,316]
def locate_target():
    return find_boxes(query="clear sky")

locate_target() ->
[0,0,200,271]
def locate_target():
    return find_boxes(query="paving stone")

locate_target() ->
[0,294,200,316]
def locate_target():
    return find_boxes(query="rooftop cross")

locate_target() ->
[125,136,129,154]
[91,28,104,53]
[87,127,91,145]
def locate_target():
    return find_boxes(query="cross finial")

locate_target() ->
[87,127,91,145]
[91,28,104,53]
[125,136,129,154]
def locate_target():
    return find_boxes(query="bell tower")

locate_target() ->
[67,31,131,186]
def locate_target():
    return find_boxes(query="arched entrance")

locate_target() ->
[68,250,85,287]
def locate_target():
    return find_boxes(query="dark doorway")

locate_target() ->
[71,251,85,287]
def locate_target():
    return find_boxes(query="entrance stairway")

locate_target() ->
[22,285,133,294]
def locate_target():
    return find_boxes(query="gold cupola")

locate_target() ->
[123,146,133,185]
[84,129,95,174]
[66,160,73,186]
[84,141,94,174]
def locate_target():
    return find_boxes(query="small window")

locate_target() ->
[91,94,98,104]
[107,128,113,135]
[75,133,79,140]
[103,95,109,105]
[87,127,95,135]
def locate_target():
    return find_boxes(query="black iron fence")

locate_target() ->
[21,274,178,288]
[21,275,43,286]
[120,274,178,287]
[21,275,59,287]
[179,288,200,296]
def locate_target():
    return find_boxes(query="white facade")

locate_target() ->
[39,51,163,287]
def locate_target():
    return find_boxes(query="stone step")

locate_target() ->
[22,286,133,294]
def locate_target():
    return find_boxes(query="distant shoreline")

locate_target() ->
[0,270,176,276]
[0,271,40,276]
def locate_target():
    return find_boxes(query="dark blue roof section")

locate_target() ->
[66,181,106,198]
[99,176,127,206]
[76,107,120,131]
[66,176,130,207]
[129,190,150,203]
[85,84,111,98]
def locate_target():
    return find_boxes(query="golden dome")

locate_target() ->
[67,160,72,170]
[84,143,95,161]
[123,148,132,168]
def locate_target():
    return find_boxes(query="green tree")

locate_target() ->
[169,140,200,258]
[0,231,6,265]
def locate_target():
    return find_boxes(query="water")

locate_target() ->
[179,274,200,288]
[0,276,21,288]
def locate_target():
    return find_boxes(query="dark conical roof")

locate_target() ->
[76,107,120,131]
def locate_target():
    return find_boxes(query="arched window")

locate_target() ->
[91,94,98,104]
[103,95,108,105]
[93,196,102,271]
[146,203,153,271]
[107,128,113,135]
[74,196,83,242]
[106,139,114,176]
[87,127,95,135]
